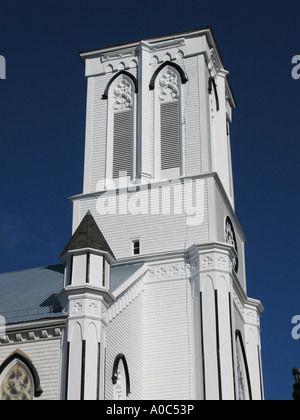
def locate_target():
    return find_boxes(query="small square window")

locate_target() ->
[132,240,140,255]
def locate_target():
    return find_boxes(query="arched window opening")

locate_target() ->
[112,354,130,400]
[149,61,188,90]
[236,331,252,400]
[154,63,186,179]
[225,216,239,273]
[0,353,42,400]
[105,72,137,181]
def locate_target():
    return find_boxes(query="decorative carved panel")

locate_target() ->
[113,79,133,110]
[158,69,179,102]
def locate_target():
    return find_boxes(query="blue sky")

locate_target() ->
[0,0,299,400]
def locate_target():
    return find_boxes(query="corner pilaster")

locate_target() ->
[189,243,236,400]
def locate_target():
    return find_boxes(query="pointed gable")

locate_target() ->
[60,211,115,260]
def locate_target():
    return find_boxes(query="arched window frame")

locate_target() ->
[224,216,239,273]
[105,71,137,183]
[235,330,252,400]
[112,354,130,400]
[0,352,43,400]
[152,62,187,179]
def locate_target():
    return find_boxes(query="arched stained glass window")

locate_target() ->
[0,353,42,401]
[0,359,34,400]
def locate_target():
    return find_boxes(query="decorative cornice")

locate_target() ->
[0,321,65,346]
[101,48,137,62]
[58,284,116,310]
[145,261,190,283]
[232,279,264,328]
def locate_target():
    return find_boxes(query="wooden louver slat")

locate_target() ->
[160,101,180,170]
[113,110,132,179]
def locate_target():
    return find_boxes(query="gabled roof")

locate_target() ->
[60,211,115,260]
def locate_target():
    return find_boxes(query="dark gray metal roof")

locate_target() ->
[60,211,115,260]
[0,265,66,325]
[0,262,145,326]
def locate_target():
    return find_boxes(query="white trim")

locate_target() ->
[108,277,145,323]
[83,76,95,194]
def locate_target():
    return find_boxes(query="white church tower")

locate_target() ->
[60,27,264,400]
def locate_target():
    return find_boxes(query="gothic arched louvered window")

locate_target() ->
[153,63,186,179]
[106,73,136,181]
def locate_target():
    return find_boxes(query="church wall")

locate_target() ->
[0,336,62,400]
[211,177,247,292]
[77,178,209,260]
[105,288,144,400]
[89,74,108,189]
[183,55,202,177]
[231,287,264,400]
[143,263,194,400]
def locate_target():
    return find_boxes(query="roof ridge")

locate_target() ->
[0,264,63,277]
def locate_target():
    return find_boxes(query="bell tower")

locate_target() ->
[66,28,263,400]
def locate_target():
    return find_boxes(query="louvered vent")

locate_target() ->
[113,110,132,178]
[160,101,180,170]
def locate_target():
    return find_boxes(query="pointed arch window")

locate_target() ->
[105,72,137,181]
[152,62,187,179]
[112,354,130,400]
[0,353,42,400]
[236,331,252,400]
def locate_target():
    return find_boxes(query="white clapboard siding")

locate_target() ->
[113,110,132,179]
[160,101,180,170]
[105,292,144,400]
[143,276,193,400]
[79,178,209,260]
[0,338,62,400]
